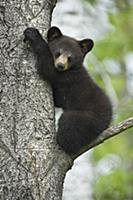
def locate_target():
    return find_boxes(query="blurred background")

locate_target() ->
[52,0,133,199]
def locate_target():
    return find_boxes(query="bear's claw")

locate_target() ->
[23,27,41,43]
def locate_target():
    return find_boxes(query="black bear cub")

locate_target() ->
[24,27,112,155]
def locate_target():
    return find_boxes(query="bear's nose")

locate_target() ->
[57,64,64,71]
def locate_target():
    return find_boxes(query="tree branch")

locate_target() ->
[74,117,133,159]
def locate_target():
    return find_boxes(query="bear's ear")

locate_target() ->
[47,26,62,42]
[79,39,94,55]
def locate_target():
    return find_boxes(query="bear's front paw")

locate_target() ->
[23,27,42,43]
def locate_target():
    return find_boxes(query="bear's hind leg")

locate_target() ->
[56,111,98,155]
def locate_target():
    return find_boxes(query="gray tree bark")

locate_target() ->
[0,1,72,200]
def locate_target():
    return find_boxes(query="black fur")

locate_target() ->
[23,27,112,155]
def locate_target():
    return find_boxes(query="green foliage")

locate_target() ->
[94,169,133,200]
[86,1,133,199]
[111,74,126,98]
[92,135,128,162]
[94,7,133,61]
[116,99,133,122]
[84,0,96,5]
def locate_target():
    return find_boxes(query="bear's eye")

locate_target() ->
[68,55,72,62]
[55,52,61,58]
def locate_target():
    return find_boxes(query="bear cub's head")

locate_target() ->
[47,27,94,72]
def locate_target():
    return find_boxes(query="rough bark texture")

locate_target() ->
[0,1,72,200]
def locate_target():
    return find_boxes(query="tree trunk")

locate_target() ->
[0,1,72,199]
